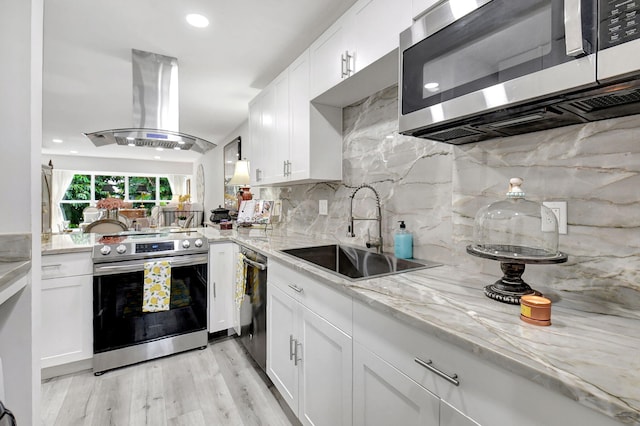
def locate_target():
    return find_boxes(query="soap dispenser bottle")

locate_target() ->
[394,221,413,259]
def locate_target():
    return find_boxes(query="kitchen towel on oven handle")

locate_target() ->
[143,260,171,312]
[234,252,251,336]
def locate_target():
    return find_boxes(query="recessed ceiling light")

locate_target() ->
[69,150,79,154]
[385,135,394,139]
[186,14,209,28]
[154,156,161,160]
[52,138,63,143]
[128,143,136,147]
[156,147,164,152]
[173,147,181,150]
[178,141,185,145]
[126,137,135,141]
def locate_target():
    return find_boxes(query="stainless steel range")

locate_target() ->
[92,231,209,374]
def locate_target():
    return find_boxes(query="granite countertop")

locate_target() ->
[40,228,640,424]
[218,229,639,425]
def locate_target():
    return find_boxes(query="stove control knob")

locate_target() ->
[100,245,111,255]
[182,240,191,249]
[116,244,127,254]
[194,239,203,248]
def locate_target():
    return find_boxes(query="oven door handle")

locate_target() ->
[243,257,267,271]
[93,254,209,275]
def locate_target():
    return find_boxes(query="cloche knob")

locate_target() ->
[100,245,111,255]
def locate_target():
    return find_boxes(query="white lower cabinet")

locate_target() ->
[353,341,478,426]
[267,261,352,426]
[208,242,236,333]
[353,301,621,426]
[41,252,93,369]
[353,341,440,425]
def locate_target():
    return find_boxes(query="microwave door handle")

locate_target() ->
[564,0,586,56]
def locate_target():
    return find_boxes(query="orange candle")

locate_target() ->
[520,295,552,326]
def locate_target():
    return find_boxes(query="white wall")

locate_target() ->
[194,120,249,215]
[44,154,192,175]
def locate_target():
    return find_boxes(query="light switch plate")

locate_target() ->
[543,201,567,234]
[319,200,328,215]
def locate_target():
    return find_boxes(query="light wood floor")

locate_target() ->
[41,337,296,426]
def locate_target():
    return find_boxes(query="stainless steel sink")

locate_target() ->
[280,244,441,281]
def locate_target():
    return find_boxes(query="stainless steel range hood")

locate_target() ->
[84,49,216,153]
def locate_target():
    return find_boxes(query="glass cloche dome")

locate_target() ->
[467,178,567,304]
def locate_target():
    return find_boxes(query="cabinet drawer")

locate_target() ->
[353,301,620,426]
[269,260,352,335]
[42,252,92,279]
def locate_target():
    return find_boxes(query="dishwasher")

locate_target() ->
[236,246,268,372]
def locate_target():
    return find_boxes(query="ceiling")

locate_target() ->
[41,0,358,163]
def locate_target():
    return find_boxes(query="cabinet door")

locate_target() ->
[209,242,235,333]
[258,84,277,184]
[441,401,480,426]
[353,341,439,426]
[41,275,93,368]
[267,283,299,413]
[273,70,290,182]
[249,94,265,185]
[309,14,349,99]
[349,0,412,75]
[288,51,311,181]
[298,305,352,426]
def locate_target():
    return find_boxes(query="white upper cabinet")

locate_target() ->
[249,50,342,186]
[349,0,411,74]
[309,14,350,100]
[309,0,412,101]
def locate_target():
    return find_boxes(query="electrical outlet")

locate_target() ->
[543,201,567,234]
[273,200,282,217]
[319,200,328,215]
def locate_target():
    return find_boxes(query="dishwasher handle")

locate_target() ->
[243,257,267,271]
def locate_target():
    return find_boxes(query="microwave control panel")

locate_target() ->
[601,0,640,49]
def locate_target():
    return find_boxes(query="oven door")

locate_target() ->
[93,254,208,355]
[399,0,597,135]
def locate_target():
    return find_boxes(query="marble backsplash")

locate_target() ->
[256,85,640,316]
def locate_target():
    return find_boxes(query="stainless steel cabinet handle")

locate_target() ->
[213,281,216,298]
[414,357,460,386]
[341,52,347,78]
[294,341,302,366]
[345,50,353,76]
[287,284,303,293]
[564,0,587,56]
[42,263,62,268]
[289,335,295,360]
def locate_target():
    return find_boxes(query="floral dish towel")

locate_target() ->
[143,260,171,312]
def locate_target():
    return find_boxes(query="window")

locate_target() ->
[61,174,174,227]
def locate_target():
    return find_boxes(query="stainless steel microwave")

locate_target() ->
[399,0,640,144]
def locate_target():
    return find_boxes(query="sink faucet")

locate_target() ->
[347,184,383,253]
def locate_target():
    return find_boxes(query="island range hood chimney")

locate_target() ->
[84,49,216,153]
